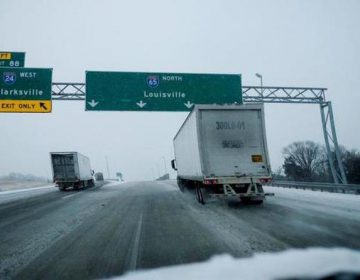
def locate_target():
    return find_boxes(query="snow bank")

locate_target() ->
[265,185,360,203]
[264,185,360,214]
[0,184,54,195]
[114,248,360,280]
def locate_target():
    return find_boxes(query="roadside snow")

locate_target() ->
[0,185,56,205]
[0,185,55,195]
[114,248,360,280]
[0,181,53,192]
[264,185,360,214]
[265,185,360,203]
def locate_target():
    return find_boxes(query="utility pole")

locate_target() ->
[162,156,168,174]
[105,156,110,179]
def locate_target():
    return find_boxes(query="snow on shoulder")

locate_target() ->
[113,248,360,280]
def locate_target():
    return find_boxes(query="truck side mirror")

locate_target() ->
[171,159,177,171]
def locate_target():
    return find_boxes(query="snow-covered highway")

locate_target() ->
[0,180,359,279]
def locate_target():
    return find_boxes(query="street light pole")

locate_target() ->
[105,156,110,179]
[255,73,263,97]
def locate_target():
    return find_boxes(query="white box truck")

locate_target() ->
[50,152,95,191]
[171,104,273,204]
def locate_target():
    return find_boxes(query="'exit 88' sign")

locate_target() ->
[0,52,25,67]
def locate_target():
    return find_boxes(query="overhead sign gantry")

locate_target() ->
[0,50,347,184]
[52,82,347,185]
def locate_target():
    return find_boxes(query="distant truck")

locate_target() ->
[50,152,95,191]
[94,172,104,181]
[171,104,273,204]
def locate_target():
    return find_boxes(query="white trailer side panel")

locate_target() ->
[76,153,93,181]
[174,110,203,179]
[198,105,271,177]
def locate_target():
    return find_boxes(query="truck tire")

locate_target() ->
[74,181,83,190]
[196,186,205,205]
[177,178,186,192]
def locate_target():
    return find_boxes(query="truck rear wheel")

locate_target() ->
[177,178,186,192]
[196,186,205,205]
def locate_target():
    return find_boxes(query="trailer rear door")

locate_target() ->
[51,153,77,181]
[199,108,270,177]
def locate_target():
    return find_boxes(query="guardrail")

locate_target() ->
[269,180,360,195]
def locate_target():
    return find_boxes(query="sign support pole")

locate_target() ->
[320,101,348,184]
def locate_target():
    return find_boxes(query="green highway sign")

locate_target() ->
[0,67,52,113]
[0,52,25,67]
[86,71,242,111]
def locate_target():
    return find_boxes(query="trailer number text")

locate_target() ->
[216,121,245,130]
[222,140,244,149]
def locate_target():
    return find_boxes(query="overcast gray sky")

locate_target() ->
[0,0,359,181]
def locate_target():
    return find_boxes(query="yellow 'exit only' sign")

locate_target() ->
[0,100,52,113]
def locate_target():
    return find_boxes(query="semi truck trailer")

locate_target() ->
[50,152,95,191]
[171,104,273,204]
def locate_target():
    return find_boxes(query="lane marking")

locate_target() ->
[61,193,81,200]
[129,213,143,270]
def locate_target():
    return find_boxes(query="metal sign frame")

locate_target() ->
[51,83,347,184]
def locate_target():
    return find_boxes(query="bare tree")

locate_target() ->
[343,149,360,184]
[282,141,327,181]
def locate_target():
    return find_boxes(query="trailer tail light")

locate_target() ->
[204,178,218,185]
[259,178,272,184]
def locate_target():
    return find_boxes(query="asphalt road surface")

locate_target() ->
[1,180,359,280]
